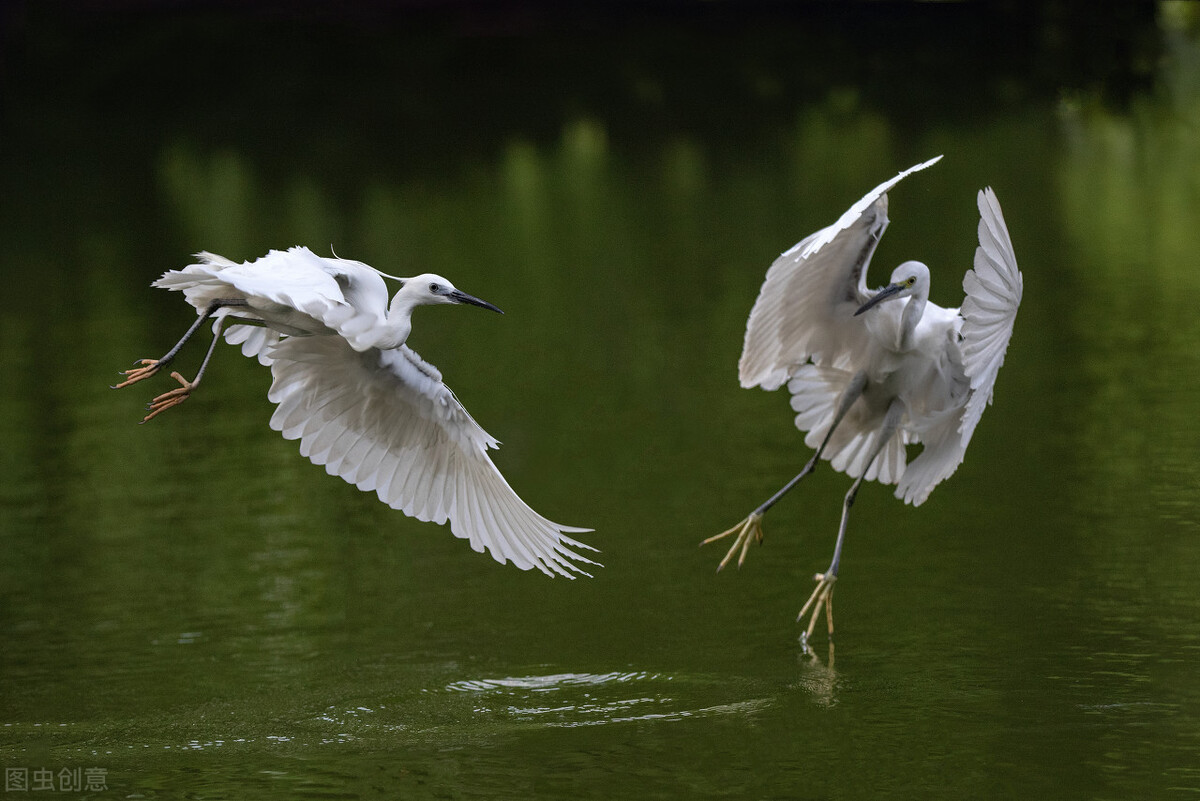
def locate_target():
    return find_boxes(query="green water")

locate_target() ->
[4,4,1200,798]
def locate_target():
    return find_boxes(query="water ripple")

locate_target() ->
[440,670,771,728]
[445,670,662,693]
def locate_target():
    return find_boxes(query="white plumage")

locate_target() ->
[705,156,1022,644]
[739,154,1021,505]
[117,247,596,578]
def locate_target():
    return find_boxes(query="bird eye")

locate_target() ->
[906,276,916,287]
[429,283,441,293]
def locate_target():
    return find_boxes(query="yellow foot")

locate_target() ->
[111,359,163,389]
[701,512,764,571]
[797,571,836,652]
[140,371,194,423]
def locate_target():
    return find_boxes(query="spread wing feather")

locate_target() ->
[787,364,908,484]
[152,247,384,363]
[739,156,943,389]
[895,188,1022,505]
[265,335,597,577]
[895,411,965,506]
[744,167,1020,507]
[959,188,1022,447]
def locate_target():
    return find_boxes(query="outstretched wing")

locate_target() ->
[894,188,1021,506]
[738,156,943,389]
[155,247,398,362]
[895,409,965,507]
[788,364,908,484]
[265,335,598,577]
[158,247,347,321]
[154,247,354,364]
[958,188,1022,447]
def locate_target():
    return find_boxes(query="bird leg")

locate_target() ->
[112,299,249,390]
[797,476,862,651]
[702,371,867,570]
[701,445,823,570]
[111,358,165,388]
[798,570,836,646]
[702,512,765,571]
[141,371,199,422]
[134,313,232,424]
[798,398,904,651]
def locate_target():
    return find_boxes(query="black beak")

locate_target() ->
[448,289,504,314]
[854,283,904,316]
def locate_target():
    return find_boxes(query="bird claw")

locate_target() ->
[797,571,837,652]
[701,512,764,571]
[139,371,194,424]
[111,359,162,389]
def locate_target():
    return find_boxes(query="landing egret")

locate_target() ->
[114,246,597,577]
[703,156,1022,645]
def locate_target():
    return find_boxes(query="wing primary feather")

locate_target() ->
[958,187,1022,446]
[261,320,595,575]
[738,156,943,391]
[481,469,543,572]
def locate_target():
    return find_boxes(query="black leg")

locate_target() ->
[139,315,233,424]
[798,398,905,648]
[112,299,251,390]
[703,371,868,570]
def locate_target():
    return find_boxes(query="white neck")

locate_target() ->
[898,293,927,350]
[341,294,414,351]
[372,296,417,350]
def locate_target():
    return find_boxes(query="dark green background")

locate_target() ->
[3,3,1198,798]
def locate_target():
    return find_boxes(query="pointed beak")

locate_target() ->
[854,283,905,316]
[448,289,504,314]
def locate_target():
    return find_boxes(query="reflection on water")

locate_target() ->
[794,644,839,708]
[444,671,772,728]
[447,670,665,692]
[1054,6,1200,663]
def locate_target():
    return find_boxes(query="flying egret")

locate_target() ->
[113,246,597,577]
[703,156,1022,645]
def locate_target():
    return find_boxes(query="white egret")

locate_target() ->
[703,156,1022,645]
[114,246,597,577]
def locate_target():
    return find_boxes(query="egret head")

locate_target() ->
[402,273,504,314]
[854,261,929,316]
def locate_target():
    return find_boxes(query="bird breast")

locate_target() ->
[867,302,966,419]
